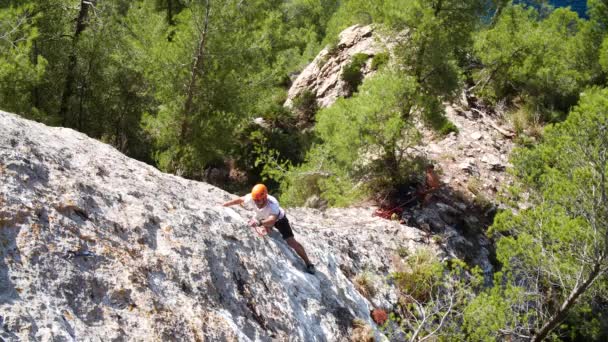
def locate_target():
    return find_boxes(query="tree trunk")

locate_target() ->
[490,0,508,28]
[433,0,443,16]
[167,0,175,25]
[531,262,603,342]
[180,0,211,143]
[58,0,94,126]
[31,40,40,111]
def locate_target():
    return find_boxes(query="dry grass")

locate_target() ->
[466,177,482,196]
[354,272,376,299]
[351,318,374,342]
[509,106,543,139]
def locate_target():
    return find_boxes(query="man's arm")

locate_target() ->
[222,197,245,207]
[258,215,278,233]
[260,215,278,228]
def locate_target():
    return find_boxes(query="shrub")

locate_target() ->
[279,70,422,206]
[507,104,547,143]
[396,246,409,258]
[422,98,459,136]
[292,89,318,123]
[439,120,459,135]
[370,52,389,70]
[392,248,443,303]
[473,5,603,115]
[341,53,369,93]
[232,102,314,194]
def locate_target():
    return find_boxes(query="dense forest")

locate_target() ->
[1,0,608,340]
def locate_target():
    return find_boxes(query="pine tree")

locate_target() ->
[467,87,608,341]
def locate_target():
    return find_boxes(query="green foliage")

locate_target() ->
[588,0,608,29]
[557,301,606,341]
[385,252,483,341]
[281,0,341,63]
[0,0,337,180]
[325,0,485,135]
[132,0,334,177]
[600,36,608,74]
[370,52,389,70]
[482,87,608,339]
[0,4,46,117]
[341,53,368,93]
[232,94,314,189]
[392,248,443,302]
[463,279,530,341]
[279,70,421,206]
[249,125,309,182]
[421,97,459,136]
[292,89,318,122]
[508,104,545,139]
[474,5,605,115]
[322,0,379,46]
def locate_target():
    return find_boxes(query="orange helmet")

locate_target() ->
[251,184,268,201]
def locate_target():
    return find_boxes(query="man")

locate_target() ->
[418,164,441,206]
[222,184,316,274]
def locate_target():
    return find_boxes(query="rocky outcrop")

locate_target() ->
[282,25,514,281]
[284,25,388,109]
[420,98,515,204]
[285,24,514,208]
[0,111,463,341]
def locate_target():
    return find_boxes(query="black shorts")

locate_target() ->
[274,216,294,240]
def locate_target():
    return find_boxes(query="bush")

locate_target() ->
[422,97,459,136]
[351,318,374,342]
[341,53,369,94]
[231,101,314,193]
[439,120,459,135]
[508,105,545,140]
[370,52,389,70]
[473,5,603,115]
[279,70,422,206]
[392,248,443,302]
[292,89,318,124]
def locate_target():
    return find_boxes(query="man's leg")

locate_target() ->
[285,237,311,265]
[275,216,315,273]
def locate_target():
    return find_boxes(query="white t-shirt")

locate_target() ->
[243,194,285,221]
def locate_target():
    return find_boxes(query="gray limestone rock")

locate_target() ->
[2,110,475,341]
[285,25,387,109]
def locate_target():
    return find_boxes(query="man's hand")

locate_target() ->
[247,218,269,237]
[248,218,259,227]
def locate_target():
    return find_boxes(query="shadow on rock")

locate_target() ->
[377,179,499,280]
[0,225,21,305]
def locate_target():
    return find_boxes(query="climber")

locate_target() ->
[222,184,316,274]
[417,164,441,206]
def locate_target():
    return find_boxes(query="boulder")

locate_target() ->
[285,25,387,109]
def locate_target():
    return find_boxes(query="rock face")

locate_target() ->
[284,25,387,109]
[0,111,457,341]
[419,100,514,203]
